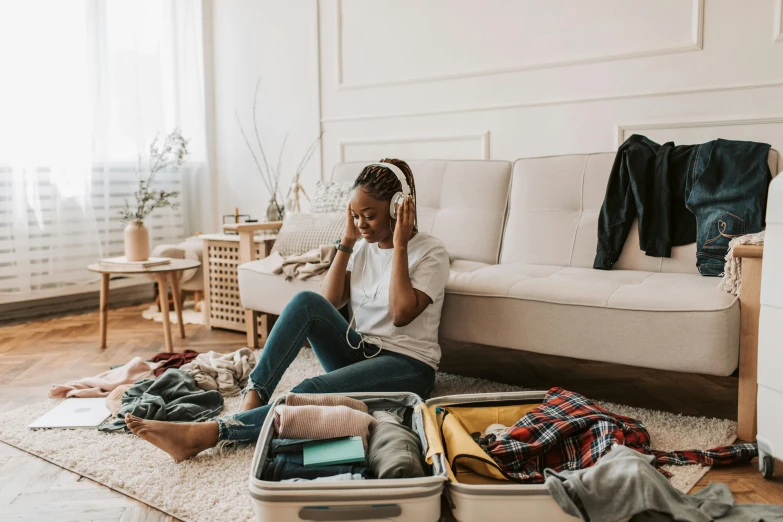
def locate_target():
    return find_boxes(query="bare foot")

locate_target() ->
[125,414,219,462]
[240,389,265,412]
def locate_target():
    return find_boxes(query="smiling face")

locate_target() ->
[349,187,393,244]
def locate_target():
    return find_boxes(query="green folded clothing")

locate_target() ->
[303,436,365,467]
[99,369,223,432]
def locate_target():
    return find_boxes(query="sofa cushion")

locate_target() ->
[447,263,736,312]
[331,160,511,265]
[238,262,321,315]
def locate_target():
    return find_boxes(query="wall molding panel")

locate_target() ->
[776,0,783,42]
[615,116,783,146]
[322,79,783,124]
[333,0,704,91]
[338,132,490,162]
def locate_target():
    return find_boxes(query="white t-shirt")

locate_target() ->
[346,232,450,369]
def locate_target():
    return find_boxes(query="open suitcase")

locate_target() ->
[248,390,582,522]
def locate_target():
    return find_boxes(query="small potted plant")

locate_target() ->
[120,130,189,261]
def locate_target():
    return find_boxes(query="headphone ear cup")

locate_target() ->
[390,192,403,219]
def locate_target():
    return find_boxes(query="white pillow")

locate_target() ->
[310,181,354,213]
[273,212,345,257]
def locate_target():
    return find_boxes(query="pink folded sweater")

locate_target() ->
[274,405,377,448]
[49,357,156,399]
[284,392,369,413]
[274,393,376,447]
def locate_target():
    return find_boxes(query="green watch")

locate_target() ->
[335,240,353,254]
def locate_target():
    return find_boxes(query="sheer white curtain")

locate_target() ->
[0,0,209,296]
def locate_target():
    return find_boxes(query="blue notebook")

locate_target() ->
[302,436,365,467]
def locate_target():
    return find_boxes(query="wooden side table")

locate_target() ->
[87,258,201,353]
[734,243,764,441]
[199,230,279,344]
[221,222,283,347]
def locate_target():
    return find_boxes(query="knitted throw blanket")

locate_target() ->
[180,347,257,397]
[718,230,765,298]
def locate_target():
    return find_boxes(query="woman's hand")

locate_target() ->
[393,196,415,248]
[343,202,361,245]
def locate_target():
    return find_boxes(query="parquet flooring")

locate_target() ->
[0,304,780,521]
[0,305,245,521]
[0,442,173,522]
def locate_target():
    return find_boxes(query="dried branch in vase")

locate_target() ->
[236,77,324,219]
[120,129,189,224]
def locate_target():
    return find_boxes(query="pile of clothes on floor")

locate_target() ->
[259,393,425,482]
[48,348,256,431]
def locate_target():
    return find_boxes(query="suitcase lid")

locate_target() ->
[421,390,555,497]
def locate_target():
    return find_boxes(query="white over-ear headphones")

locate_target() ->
[365,162,411,220]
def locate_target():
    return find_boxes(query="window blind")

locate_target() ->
[0,164,185,294]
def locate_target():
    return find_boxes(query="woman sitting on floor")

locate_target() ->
[127,159,450,461]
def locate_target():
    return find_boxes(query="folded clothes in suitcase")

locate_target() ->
[249,390,585,522]
[249,392,448,522]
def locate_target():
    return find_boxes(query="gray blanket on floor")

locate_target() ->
[99,369,223,432]
[545,444,783,522]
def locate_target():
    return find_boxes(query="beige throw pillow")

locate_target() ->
[273,212,345,257]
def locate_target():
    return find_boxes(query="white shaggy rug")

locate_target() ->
[142,301,206,325]
[0,348,738,522]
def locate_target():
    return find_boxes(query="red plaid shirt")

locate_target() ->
[487,387,757,483]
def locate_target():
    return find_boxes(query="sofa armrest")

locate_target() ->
[222,221,283,234]
[223,221,283,265]
[733,244,764,258]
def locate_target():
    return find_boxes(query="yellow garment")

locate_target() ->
[418,401,540,484]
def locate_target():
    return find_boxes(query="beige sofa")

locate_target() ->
[238,152,778,374]
[235,152,780,436]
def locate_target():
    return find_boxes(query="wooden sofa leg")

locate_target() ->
[246,309,259,349]
[737,254,763,441]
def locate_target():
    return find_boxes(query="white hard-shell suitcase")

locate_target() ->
[423,391,578,522]
[249,390,587,521]
[249,392,448,522]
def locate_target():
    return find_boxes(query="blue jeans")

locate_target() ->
[685,139,771,276]
[215,291,436,443]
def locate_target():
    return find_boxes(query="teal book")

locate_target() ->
[302,436,365,467]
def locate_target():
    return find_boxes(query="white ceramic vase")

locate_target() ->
[124,220,150,261]
[266,198,284,221]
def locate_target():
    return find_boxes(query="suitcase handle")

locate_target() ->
[299,504,402,520]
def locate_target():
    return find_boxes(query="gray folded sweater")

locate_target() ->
[367,421,425,479]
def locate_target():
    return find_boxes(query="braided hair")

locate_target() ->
[353,158,418,232]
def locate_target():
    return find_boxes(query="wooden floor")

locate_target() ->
[0,304,781,521]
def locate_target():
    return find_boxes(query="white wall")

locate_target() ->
[207,0,321,227]
[208,0,783,220]
[319,0,783,170]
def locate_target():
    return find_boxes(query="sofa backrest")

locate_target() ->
[501,149,781,273]
[331,160,512,265]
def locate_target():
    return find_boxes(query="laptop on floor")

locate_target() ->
[29,398,112,429]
